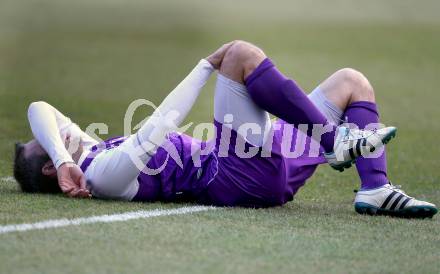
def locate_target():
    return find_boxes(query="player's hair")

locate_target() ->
[13,142,61,193]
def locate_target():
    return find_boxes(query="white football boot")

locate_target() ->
[354,183,438,218]
[324,126,397,172]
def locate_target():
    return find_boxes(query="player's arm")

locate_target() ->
[135,42,233,154]
[85,43,234,197]
[27,101,90,198]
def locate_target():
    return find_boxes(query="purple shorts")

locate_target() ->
[197,119,325,208]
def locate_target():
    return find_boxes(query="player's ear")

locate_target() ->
[42,161,57,177]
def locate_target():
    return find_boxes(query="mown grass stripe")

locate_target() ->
[0,176,16,183]
[0,206,216,235]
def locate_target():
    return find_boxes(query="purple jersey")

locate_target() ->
[80,133,218,202]
[80,119,326,207]
[134,133,218,202]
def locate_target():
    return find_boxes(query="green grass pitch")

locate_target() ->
[0,1,439,273]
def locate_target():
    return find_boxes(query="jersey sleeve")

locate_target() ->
[136,59,214,152]
[27,101,97,169]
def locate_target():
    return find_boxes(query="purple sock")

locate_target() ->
[343,101,389,189]
[245,58,336,153]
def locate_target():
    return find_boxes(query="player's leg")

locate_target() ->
[317,68,387,189]
[313,68,389,190]
[316,68,437,218]
[216,42,271,146]
[224,41,396,171]
[201,45,288,207]
[221,41,337,153]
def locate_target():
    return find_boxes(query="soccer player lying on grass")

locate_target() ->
[14,41,437,218]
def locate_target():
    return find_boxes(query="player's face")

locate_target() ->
[22,139,57,178]
[23,139,47,158]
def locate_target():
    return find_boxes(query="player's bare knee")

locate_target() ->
[220,41,266,83]
[221,41,245,67]
[219,42,245,82]
[338,68,375,102]
[239,42,266,80]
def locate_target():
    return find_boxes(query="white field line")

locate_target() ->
[0,205,215,235]
[1,176,16,183]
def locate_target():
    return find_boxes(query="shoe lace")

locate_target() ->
[342,127,376,142]
[388,182,407,195]
[338,116,372,142]
[353,182,409,196]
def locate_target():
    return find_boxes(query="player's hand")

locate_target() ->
[205,41,235,69]
[57,162,91,198]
